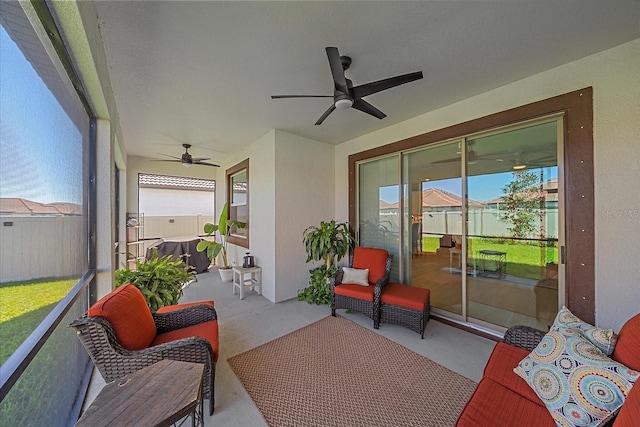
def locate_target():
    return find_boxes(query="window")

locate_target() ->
[0,3,94,425]
[226,159,249,248]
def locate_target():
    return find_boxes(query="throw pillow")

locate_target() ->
[342,267,369,286]
[514,328,639,427]
[553,306,618,356]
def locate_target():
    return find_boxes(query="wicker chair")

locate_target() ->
[330,247,393,326]
[69,284,219,415]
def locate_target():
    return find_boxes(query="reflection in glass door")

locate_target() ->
[402,142,463,316]
[358,155,400,282]
[394,118,563,332]
[466,120,561,330]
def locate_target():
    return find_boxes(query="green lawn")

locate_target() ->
[0,278,77,365]
[421,236,557,279]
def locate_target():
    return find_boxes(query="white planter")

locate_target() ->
[218,267,233,282]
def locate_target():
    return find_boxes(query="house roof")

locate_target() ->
[379,188,483,209]
[0,198,83,216]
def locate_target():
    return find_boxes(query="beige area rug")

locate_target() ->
[227,316,476,427]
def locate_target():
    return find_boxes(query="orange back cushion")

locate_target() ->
[352,247,389,285]
[88,284,157,350]
[612,313,640,371]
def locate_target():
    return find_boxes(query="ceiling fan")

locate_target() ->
[431,142,506,166]
[153,144,220,168]
[271,47,423,125]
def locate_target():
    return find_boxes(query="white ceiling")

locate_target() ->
[93,1,640,161]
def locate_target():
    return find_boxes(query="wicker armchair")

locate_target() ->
[503,324,547,351]
[69,284,219,415]
[330,247,393,326]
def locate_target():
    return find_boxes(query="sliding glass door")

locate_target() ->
[358,155,400,282]
[357,116,564,332]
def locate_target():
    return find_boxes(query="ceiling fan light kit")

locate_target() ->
[271,46,423,125]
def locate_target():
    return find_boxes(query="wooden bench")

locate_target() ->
[378,283,431,338]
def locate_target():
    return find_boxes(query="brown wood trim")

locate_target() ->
[348,87,594,324]
[226,158,249,249]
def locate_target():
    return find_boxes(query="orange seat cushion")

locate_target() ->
[352,247,388,285]
[156,300,215,313]
[152,319,219,362]
[456,378,555,427]
[614,382,640,426]
[612,313,640,371]
[483,343,543,405]
[381,283,430,311]
[88,284,156,351]
[334,284,375,302]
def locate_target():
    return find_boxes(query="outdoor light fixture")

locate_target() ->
[334,96,353,110]
[513,164,526,170]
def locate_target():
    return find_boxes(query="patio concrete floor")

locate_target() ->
[84,268,496,426]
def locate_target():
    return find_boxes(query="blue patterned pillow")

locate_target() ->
[514,328,638,427]
[553,306,618,356]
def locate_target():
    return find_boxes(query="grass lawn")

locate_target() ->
[0,278,77,365]
[421,236,557,279]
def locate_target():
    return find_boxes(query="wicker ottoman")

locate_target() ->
[379,283,430,338]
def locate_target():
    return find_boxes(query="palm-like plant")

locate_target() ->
[196,202,246,268]
[299,220,354,304]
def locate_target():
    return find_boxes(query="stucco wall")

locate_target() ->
[274,130,334,302]
[334,39,640,330]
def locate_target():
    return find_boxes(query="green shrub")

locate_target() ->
[115,249,195,311]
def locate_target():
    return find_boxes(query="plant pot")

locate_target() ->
[218,267,233,282]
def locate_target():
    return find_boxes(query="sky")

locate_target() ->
[379,168,558,203]
[0,26,83,205]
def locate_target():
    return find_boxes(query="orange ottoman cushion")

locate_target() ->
[381,283,430,311]
[156,301,215,313]
[483,343,543,405]
[352,247,388,284]
[456,378,555,427]
[88,284,157,351]
[334,284,375,301]
[152,320,219,362]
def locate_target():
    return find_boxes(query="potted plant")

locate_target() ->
[298,220,354,304]
[115,249,196,311]
[197,202,246,282]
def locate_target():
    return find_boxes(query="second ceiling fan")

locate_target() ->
[272,47,423,125]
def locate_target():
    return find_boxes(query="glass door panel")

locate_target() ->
[358,156,400,282]
[402,141,463,315]
[466,121,560,330]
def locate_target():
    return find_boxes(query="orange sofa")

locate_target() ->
[456,313,640,426]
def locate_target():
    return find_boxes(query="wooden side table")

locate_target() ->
[76,359,204,427]
[232,265,262,300]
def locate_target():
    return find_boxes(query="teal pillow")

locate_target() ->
[514,328,638,427]
[553,306,618,356]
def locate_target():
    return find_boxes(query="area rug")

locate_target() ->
[227,316,476,427]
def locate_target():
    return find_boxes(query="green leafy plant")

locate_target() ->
[115,249,195,311]
[196,202,246,268]
[298,220,354,304]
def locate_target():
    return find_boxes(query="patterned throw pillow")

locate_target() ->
[514,328,639,427]
[341,267,370,286]
[553,306,618,356]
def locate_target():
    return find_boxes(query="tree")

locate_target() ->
[500,170,545,238]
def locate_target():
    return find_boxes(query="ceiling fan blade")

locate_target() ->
[272,95,333,99]
[352,71,423,99]
[151,159,182,163]
[194,161,220,167]
[191,157,211,162]
[326,47,349,94]
[315,104,336,125]
[352,99,386,120]
[158,153,182,160]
